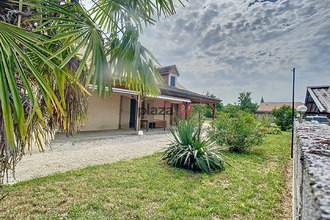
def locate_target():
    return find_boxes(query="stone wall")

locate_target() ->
[293,122,330,219]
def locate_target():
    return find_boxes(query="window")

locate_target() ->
[170,75,176,87]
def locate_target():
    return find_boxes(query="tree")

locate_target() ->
[222,104,241,118]
[0,0,184,183]
[271,105,297,131]
[237,92,258,113]
[205,91,223,117]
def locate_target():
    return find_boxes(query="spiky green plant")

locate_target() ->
[163,120,228,174]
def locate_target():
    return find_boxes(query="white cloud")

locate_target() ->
[140,0,330,104]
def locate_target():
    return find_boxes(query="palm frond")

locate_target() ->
[0,20,86,183]
[25,0,167,96]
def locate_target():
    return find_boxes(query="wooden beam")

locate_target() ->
[212,103,216,120]
[134,96,138,130]
[185,102,188,120]
[163,101,166,121]
[170,103,173,125]
[135,94,142,131]
[207,103,213,109]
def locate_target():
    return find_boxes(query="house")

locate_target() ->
[256,98,304,115]
[304,85,330,121]
[81,65,220,132]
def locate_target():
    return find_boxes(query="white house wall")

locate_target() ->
[82,90,121,131]
[120,96,131,129]
[82,91,182,132]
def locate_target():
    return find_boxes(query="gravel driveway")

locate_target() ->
[7,132,172,184]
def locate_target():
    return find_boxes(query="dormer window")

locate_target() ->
[157,65,179,87]
[170,75,176,87]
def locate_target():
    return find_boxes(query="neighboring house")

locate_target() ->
[304,85,330,121]
[256,98,303,115]
[82,65,220,131]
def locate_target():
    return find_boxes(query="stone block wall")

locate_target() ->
[293,122,330,219]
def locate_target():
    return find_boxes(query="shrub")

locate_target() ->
[204,108,213,118]
[256,114,281,134]
[260,123,282,134]
[208,112,264,152]
[271,105,297,131]
[162,120,228,174]
[221,104,241,118]
[256,114,275,127]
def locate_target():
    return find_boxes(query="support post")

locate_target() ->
[184,102,188,120]
[291,67,295,158]
[163,101,166,121]
[136,93,141,132]
[212,103,216,120]
[170,103,173,125]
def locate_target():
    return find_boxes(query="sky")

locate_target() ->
[140,0,330,104]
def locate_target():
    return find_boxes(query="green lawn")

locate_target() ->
[0,133,292,219]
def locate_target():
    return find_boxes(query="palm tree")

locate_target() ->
[0,0,184,183]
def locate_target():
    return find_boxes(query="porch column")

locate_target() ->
[163,101,166,121]
[136,93,141,132]
[170,103,173,125]
[185,102,188,120]
[212,103,216,120]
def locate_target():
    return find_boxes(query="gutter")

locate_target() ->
[88,85,191,103]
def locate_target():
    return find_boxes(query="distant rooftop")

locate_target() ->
[257,102,304,113]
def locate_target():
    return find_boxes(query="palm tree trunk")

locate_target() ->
[17,0,23,27]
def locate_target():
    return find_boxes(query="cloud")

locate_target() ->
[141,0,330,104]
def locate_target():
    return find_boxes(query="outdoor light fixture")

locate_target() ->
[297,105,308,123]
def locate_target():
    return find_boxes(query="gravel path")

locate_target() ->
[7,133,173,184]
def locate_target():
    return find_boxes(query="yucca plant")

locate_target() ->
[163,120,229,174]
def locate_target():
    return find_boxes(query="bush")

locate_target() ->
[271,105,297,131]
[256,114,281,134]
[204,108,213,118]
[260,123,282,134]
[221,104,241,118]
[256,114,275,127]
[208,112,264,152]
[162,120,228,174]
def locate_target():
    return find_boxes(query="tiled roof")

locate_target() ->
[157,65,180,76]
[157,64,218,103]
[257,102,304,113]
[176,82,187,90]
[157,65,173,73]
[159,84,220,103]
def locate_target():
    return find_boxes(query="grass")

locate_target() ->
[0,133,291,219]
